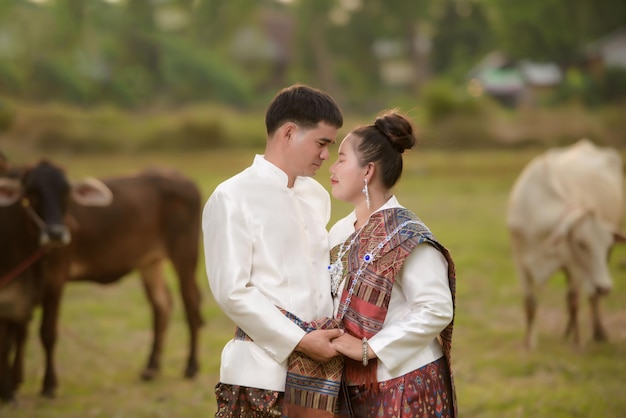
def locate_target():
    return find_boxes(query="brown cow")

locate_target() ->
[0,160,204,400]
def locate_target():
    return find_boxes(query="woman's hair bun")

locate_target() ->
[373,111,416,153]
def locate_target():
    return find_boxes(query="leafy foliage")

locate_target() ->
[486,0,626,63]
[0,0,623,110]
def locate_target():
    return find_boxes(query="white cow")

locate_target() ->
[507,139,625,349]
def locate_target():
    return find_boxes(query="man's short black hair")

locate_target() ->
[265,84,343,135]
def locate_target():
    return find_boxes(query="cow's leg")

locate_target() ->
[563,272,581,346]
[10,322,28,392]
[139,259,173,380]
[167,245,203,379]
[518,263,538,350]
[510,232,539,350]
[564,289,580,344]
[39,281,64,398]
[589,293,608,342]
[524,292,537,350]
[0,321,16,402]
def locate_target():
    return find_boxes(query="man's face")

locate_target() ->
[287,122,339,178]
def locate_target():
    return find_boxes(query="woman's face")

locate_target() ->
[329,134,367,204]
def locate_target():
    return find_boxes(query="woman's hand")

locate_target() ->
[331,333,376,362]
[295,329,344,362]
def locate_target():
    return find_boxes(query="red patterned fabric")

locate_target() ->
[343,357,454,418]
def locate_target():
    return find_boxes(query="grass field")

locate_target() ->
[2,146,626,418]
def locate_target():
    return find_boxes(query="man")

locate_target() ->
[203,84,344,416]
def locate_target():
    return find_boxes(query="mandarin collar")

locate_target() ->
[346,195,403,231]
[376,195,402,212]
[253,154,302,189]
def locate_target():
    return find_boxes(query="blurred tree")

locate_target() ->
[189,0,258,48]
[0,1,26,94]
[292,0,338,94]
[325,1,391,108]
[158,34,253,105]
[430,0,495,80]
[53,0,85,47]
[125,0,160,80]
[486,0,626,63]
[1,0,621,110]
[318,0,437,109]
[353,0,436,93]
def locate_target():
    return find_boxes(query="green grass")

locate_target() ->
[3,147,626,417]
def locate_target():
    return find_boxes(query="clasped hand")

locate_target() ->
[295,329,372,363]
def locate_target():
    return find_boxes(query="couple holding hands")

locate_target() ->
[203,84,456,418]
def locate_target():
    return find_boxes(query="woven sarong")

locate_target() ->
[215,383,283,417]
[234,310,344,418]
[344,356,454,418]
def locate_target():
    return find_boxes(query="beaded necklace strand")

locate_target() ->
[328,224,366,297]
[337,219,420,320]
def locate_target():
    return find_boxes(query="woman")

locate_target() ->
[328,110,457,418]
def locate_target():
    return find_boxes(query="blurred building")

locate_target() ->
[467,51,562,108]
[584,27,626,76]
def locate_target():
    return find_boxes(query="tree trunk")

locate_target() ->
[408,20,431,95]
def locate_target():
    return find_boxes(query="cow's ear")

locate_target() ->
[0,177,22,206]
[70,177,113,206]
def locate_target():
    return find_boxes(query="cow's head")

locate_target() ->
[554,208,624,296]
[0,160,112,247]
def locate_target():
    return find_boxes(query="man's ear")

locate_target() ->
[282,122,297,142]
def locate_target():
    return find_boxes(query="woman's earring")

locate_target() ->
[362,178,370,210]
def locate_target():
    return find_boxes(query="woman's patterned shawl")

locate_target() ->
[332,207,456,411]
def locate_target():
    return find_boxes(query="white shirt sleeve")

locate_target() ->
[368,243,453,373]
[203,188,305,363]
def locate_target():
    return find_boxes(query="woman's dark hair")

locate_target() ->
[265,84,343,135]
[353,110,417,189]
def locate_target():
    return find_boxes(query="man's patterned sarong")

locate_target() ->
[231,310,344,418]
[215,383,283,418]
[282,314,344,417]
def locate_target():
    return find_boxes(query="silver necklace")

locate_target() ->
[337,219,420,320]
[329,225,365,297]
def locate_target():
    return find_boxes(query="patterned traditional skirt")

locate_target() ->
[343,356,454,418]
[215,383,284,418]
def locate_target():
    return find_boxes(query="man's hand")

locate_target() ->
[331,333,376,362]
[295,329,343,362]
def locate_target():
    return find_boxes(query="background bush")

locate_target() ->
[1,100,625,156]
